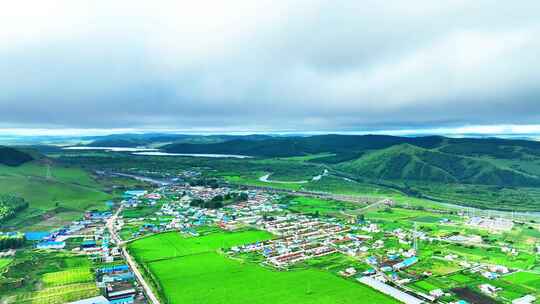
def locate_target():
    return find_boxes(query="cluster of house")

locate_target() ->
[94,264,141,304]
[153,188,280,234]
[478,283,536,304]
[103,183,538,304]
[123,190,155,208]
[18,200,147,304]
[467,216,514,232]
[232,214,355,268]
[27,211,111,251]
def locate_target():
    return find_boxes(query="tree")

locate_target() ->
[238,193,248,202]
[211,195,224,203]
[190,198,204,207]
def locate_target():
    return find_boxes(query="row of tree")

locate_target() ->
[0,235,25,250]
[189,192,249,209]
[0,195,29,222]
[190,197,224,209]
[189,178,220,189]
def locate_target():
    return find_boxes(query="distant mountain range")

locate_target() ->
[7,132,540,188]
[85,133,273,147]
[163,134,540,187]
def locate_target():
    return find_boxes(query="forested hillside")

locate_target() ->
[163,135,540,188]
[337,144,540,187]
[0,146,34,166]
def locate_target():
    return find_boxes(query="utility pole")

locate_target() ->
[45,163,52,180]
[413,222,418,254]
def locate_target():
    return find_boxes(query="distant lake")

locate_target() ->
[63,147,158,152]
[132,152,251,158]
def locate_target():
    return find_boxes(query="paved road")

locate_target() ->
[107,206,161,304]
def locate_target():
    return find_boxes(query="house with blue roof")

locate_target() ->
[109,295,134,304]
[393,256,418,270]
[99,265,129,273]
[68,295,110,304]
[123,190,147,198]
[25,231,50,241]
[36,241,65,250]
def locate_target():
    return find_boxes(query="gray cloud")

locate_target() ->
[1,0,540,132]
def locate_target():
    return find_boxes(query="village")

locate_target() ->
[1,176,539,304]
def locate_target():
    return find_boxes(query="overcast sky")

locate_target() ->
[1,1,540,135]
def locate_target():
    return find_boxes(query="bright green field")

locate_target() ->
[42,267,94,287]
[130,231,398,304]
[286,196,359,216]
[502,271,540,295]
[17,283,100,304]
[129,230,274,261]
[444,244,536,269]
[0,258,12,270]
[149,252,398,304]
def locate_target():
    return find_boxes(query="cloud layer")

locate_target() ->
[1,1,540,132]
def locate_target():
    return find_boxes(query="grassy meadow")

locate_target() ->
[129,230,398,304]
[0,162,112,230]
[283,196,359,216]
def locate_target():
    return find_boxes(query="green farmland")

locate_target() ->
[0,252,99,304]
[284,196,359,216]
[128,230,273,261]
[130,231,399,304]
[501,271,540,296]
[0,258,12,271]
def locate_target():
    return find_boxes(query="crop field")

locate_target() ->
[284,196,360,216]
[0,252,98,304]
[409,272,479,293]
[0,258,12,271]
[501,272,540,295]
[300,253,370,274]
[130,231,398,304]
[149,252,397,304]
[364,208,435,224]
[121,204,162,219]
[41,267,94,287]
[443,244,536,269]
[409,265,540,301]
[407,257,460,276]
[16,282,100,304]
[129,230,274,261]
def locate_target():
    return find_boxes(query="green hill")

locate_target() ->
[161,134,540,188]
[85,134,273,148]
[337,144,540,187]
[0,146,34,166]
[86,139,142,147]
[0,163,111,230]
[163,135,445,157]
